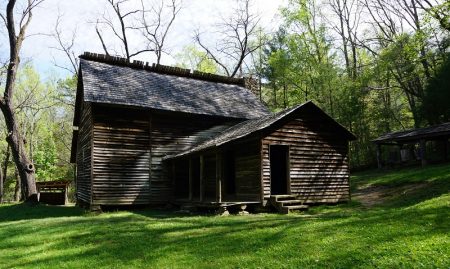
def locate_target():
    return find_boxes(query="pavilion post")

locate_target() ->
[376,144,382,169]
[420,139,427,167]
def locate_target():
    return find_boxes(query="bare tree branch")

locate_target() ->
[50,13,79,76]
[195,0,262,77]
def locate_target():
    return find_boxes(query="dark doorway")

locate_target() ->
[191,157,200,200]
[173,160,189,199]
[224,151,236,196]
[270,145,289,195]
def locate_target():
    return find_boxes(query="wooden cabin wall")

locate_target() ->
[85,105,236,205]
[232,140,261,201]
[262,117,350,204]
[91,106,150,205]
[76,102,92,204]
[150,114,235,203]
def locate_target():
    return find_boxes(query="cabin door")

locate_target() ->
[269,145,289,195]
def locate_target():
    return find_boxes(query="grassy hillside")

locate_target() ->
[0,164,449,268]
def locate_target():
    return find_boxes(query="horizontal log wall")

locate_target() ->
[262,117,350,204]
[85,105,237,205]
[76,102,92,204]
[92,106,150,205]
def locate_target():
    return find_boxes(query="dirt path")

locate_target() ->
[353,183,428,207]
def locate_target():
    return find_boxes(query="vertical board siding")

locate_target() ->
[262,118,350,203]
[76,102,92,204]
[92,106,150,205]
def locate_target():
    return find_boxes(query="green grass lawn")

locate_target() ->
[1,164,449,268]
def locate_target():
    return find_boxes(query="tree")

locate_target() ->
[421,53,450,124]
[416,0,450,31]
[195,0,262,77]
[139,0,181,64]
[0,0,44,202]
[95,0,181,63]
[327,0,362,79]
[51,13,79,76]
[281,0,338,111]
[175,45,218,73]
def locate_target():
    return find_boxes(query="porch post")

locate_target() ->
[376,144,382,169]
[420,139,427,167]
[200,155,204,202]
[189,158,193,201]
[216,152,222,203]
[171,161,176,200]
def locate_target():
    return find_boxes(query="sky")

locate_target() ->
[1,0,288,80]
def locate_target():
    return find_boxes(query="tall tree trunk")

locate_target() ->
[1,96,37,202]
[14,169,21,202]
[0,0,38,203]
[0,146,10,203]
[0,163,3,203]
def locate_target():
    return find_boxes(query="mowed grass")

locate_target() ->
[1,164,449,268]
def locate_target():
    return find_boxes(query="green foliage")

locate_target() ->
[0,164,449,268]
[261,0,450,168]
[0,63,75,198]
[33,129,57,181]
[421,53,450,124]
[175,45,218,73]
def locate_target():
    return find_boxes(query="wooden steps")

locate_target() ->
[270,195,309,214]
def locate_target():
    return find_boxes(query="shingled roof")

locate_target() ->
[76,53,269,121]
[373,122,450,143]
[164,101,356,160]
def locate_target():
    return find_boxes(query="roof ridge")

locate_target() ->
[80,51,248,86]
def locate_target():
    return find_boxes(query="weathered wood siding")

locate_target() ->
[92,106,150,205]
[150,114,235,203]
[75,102,92,204]
[262,117,350,203]
[232,140,261,201]
[84,105,236,205]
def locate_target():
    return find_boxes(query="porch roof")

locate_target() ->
[164,101,356,160]
[373,122,450,144]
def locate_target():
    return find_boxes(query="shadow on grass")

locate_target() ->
[351,163,450,188]
[1,199,448,268]
[0,164,448,267]
[0,203,85,222]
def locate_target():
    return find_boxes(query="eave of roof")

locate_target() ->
[373,122,450,143]
[164,101,356,160]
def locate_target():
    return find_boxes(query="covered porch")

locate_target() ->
[373,122,450,168]
[166,138,263,212]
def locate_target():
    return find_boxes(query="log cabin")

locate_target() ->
[71,52,356,213]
